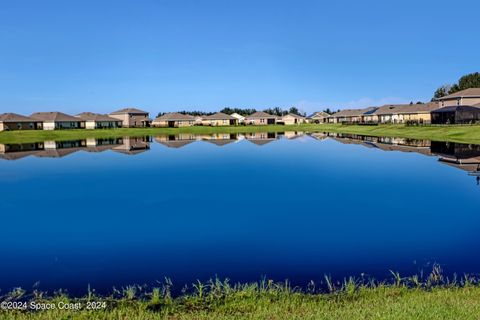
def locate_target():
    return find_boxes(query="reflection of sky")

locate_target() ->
[0,136,479,295]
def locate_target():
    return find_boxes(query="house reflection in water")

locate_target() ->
[112,137,151,155]
[327,133,480,185]
[203,133,239,147]
[155,134,197,148]
[245,132,278,146]
[0,137,150,159]
[431,141,480,184]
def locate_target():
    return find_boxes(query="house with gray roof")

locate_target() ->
[244,111,278,125]
[30,112,86,130]
[436,88,480,108]
[201,112,237,126]
[151,112,196,127]
[0,113,41,131]
[76,112,123,129]
[109,107,151,127]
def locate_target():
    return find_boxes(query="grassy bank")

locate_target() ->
[1,124,480,144]
[1,276,480,320]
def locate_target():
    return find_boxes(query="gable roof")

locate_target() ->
[282,113,305,119]
[245,111,278,119]
[0,113,38,122]
[437,88,480,100]
[202,112,235,120]
[153,112,195,122]
[30,112,82,122]
[76,112,122,122]
[330,107,375,117]
[110,107,149,115]
[308,111,329,118]
[230,113,245,119]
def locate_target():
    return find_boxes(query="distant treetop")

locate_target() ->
[433,72,480,100]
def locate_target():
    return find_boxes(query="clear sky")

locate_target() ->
[1,0,479,115]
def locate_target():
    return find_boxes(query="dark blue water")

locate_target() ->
[1,132,479,295]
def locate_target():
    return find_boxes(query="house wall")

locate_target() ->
[363,115,379,123]
[42,121,56,130]
[0,122,38,131]
[282,116,305,125]
[401,113,432,123]
[245,118,274,125]
[440,97,480,107]
[201,119,233,126]
[152,120,194,127]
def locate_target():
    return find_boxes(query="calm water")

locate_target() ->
[1,131,480,295]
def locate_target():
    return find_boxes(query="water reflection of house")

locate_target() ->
[283,131,305,139]
[0,142,45,160]
[155,134,197,148]
[309,132,328,141]
[35,140,87,158]
[245,132,278,146]
[85,138,123,152]
[112,137,151,155]
[204,133,239,146]
[432,141,480,182]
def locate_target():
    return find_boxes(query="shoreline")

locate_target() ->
[1,124,480,145]
[1,274,479,319]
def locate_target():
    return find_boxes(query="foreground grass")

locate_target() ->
[2,270,480,320]
[1,124,480,144]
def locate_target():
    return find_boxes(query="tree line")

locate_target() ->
[433,72,480,99]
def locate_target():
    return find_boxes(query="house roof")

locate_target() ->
[76,112,122,122]
[282,113,305,119]
[308,111,329,118]
[153,112,195,122]
[0,113,38,122]
[437,88,480,100]
[391,102,440,114]
[110,107,149,115]
[203,112,235,120]
[431,105,480,113]
[330,107,375,117]
[245,111,278,119]
[30,112,82,122]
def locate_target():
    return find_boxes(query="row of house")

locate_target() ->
[327,88,480,124]
[0,108,151,131]
[150,111,309,127]
[0,108,312,131]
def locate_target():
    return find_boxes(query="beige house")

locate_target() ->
[0,113,41,131]
[245,111,277,125]
[109,108,150,127]
[329,108,374,123]
[436,88,480,107]
[373,103,439,124]
[76,112,123,129]
[201,112,237,126]
[30,112,86,130]
[307,111,329,123]
[152,112,196,127]
[280,113,306,125]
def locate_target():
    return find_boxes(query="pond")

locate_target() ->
[1,131,479,295]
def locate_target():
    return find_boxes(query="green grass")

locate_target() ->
[2,124,480,144]
[2,270,480,319]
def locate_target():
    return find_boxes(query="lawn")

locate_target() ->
[2,280,480,320]
[1,124,480,144]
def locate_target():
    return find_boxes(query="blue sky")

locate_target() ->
[0,0,479,115]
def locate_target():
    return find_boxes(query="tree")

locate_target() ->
[323,108,333,114]
[433,85,451,99]
[432,72,480,100]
